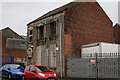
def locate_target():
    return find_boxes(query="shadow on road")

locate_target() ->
[1,78,22,80]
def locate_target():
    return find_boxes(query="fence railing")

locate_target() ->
[82,53,120,58]
[67,53,120,79]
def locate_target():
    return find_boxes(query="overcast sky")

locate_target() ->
[0,0,119,36]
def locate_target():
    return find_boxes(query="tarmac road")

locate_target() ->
[0,78,70,80]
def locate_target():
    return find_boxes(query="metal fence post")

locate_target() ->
[118,53,120,79]
[95,53,98,79]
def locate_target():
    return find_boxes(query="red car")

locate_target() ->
[23,65,58,80]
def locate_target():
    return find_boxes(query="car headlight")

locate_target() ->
[38,73,45,77]
[54,73,56,76]
[12,72,23,74]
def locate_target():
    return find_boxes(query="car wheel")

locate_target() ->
[8,73,12,80]
[35,78,40,80]
[22,76,26,80]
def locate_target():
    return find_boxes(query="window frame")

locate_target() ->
[37,25,44,40]
[5,65,10,70]
[29,66,37,73]
[26,66,30,71]
[28,30,33,42]
[49,21,57,39]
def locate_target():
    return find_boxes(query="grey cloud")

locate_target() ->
[1,1,118,35]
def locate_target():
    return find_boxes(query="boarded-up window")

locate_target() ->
[49,21,56,37]
[48,45,56,68]
[30,30,32,35]
[29,37,32,42]
[29,30,33,42]
[6,38,27,50]
[38,26,44,40]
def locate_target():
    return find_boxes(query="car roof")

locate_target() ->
[5,64,20,66]
[29,65,46,67]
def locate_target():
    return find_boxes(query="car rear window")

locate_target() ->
[36,66,52,72]
[10,64,23,69]
[26,66,30,71]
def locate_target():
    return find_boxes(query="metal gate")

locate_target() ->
[67,53,120,79]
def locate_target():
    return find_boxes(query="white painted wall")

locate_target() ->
[101,42,119,53]
[82,46,100,54]
[81,42,120,57]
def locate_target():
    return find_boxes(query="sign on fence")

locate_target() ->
[90,60,96,64]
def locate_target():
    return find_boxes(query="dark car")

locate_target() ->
[23,65,58,80]
[0,64,24,79]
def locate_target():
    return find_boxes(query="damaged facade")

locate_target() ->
[27,2,114,77]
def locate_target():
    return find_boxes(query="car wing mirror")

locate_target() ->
[8,68,10,70]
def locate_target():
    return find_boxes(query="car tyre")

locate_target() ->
[22,76,26,80]
[35,78,40,80]
[8,73,13,80]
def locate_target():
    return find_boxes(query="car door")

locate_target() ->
[1,65,6,77]
[24,66,30,79]
[2,65,10,77]
[28,66,37,80]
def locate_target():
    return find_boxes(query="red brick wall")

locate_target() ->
[0,34,3,55]
[2,35,7,54]
[1,35,27,64]
[113,25,120,44]
[3,49,26,64]
[64,34,72,56]
[64,2,114,57]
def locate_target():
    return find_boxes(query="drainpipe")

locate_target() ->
[60,23,62,78]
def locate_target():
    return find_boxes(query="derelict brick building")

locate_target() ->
[0,27,27,65]
[27,2,114,76]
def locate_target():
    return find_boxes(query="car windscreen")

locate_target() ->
[36,66,52,72]
[10,64,24,70]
